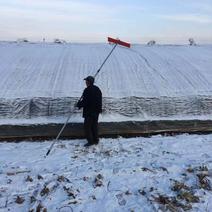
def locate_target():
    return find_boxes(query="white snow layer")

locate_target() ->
[0,134,212,211]
[0,42,212,98]
[0,42,212,122]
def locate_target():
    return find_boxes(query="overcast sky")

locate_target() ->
[0,0,212,43]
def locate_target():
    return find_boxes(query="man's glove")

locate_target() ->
[74,102,77,108]
[75,100,82,109]
[74,101,79,108]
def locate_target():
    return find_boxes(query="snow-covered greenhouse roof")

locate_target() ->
[0,42,212,121]
[0,42,212,98]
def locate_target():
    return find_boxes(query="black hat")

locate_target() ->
[84,76,94,84]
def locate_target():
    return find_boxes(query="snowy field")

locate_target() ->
[0,42,212,122]
[0,134,212,211]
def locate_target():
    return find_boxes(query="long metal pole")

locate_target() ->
[45,112,72,156]
[94,43,118,78]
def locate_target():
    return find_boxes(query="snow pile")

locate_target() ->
[0,42,212,122]
[0,134,212,211]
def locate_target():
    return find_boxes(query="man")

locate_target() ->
[77,76,102,147]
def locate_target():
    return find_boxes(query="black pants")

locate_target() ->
[84,115,99,144]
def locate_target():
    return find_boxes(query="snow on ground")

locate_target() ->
[0,134,212,211]
[0,113,212,125]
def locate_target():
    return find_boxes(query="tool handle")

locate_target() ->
[94,43,117,78]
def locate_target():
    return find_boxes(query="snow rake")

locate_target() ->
[45,37,131,157]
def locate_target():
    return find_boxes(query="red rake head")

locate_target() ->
[108,37,131,48]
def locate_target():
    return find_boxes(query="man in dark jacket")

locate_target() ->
[77,76,102,147]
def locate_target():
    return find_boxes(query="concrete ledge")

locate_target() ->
[0,120,212,141]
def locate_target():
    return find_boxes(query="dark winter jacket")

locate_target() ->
[77,85,102,118]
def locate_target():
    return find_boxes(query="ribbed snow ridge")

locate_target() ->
[0,42,212,120]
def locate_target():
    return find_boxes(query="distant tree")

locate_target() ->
[54,39,66,44]
[147,40,156,46]
[188,38,196,46]
[17,38,29,43]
